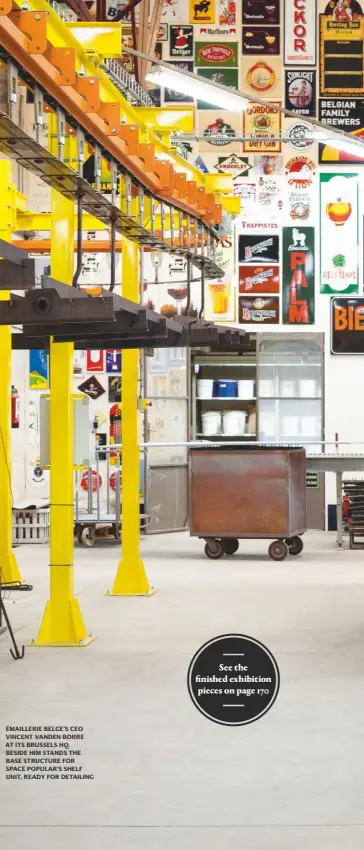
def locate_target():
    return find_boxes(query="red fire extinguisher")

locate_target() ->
[11,385,20,428]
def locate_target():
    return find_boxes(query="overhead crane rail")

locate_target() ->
[0,241,247,350]
[0,2,227,277]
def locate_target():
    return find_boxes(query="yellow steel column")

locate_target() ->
[31,188,95,645]
[108,197,155,596]
[0,161,22,585]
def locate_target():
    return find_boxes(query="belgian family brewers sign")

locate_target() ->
[284,0,316,65]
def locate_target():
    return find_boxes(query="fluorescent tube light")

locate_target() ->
[146,65,248,112]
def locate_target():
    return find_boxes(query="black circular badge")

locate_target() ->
[187,634,280,726]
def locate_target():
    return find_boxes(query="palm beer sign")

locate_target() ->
[282,226,315,324]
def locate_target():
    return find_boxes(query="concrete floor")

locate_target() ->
[1,531,364,849]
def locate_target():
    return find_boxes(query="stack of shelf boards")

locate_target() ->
[342,480,364,549]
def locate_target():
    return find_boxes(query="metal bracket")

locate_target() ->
[56,106,66,162]
[7,61,18,123]
[34,85,43,144]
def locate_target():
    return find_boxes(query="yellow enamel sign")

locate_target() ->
[189,0,215,25]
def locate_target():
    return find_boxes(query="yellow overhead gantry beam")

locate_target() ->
[7,0,233,211]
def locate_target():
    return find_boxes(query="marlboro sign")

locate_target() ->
[282,226,315,324]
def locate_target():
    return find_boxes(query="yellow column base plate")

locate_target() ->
[28,598,96,647]
[1,551,22,585]
[106,558,156,597]
[105,589,157,597]
[28,637,96,648]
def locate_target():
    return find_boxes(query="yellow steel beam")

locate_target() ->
[31,116,95,646]
[135,107,195,135]
[0,161,22,585]
[65,22,122,59]
[107,192,155,598]
[219,196,241,217]
[16,191,27,212]
[16,211,108,233]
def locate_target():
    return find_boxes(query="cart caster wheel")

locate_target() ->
[268,540,288,561]
[204,539,224,559]
[81,526,96,547]
[286,535,303,556]
[223,538,239,555]
[76,528,83,544]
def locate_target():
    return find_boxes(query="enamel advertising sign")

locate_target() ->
[170,25,194,57]
[318,99,364,163]
[243,101,282,153]
[282,226,315,324]
[320,2,364,95]
[284,0,317,65]
[331,297,364,353]
[239,295,280,323]
[239,263,280,293]
[239,233,280,263]
[243,0,280,24]
[320,172,359,293]
[285,70,316,116]
[190,0,215,24]
[242,26,280,54]
[194,40,238,64]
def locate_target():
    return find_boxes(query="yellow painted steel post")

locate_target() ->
[31,187,95,645]
[108,196,155,597]
[0,161,22,585]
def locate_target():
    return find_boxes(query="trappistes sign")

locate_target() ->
[331,297,364,353]
[318,99,364,162]
[282,226,315,324]
[195,41,238,65]
[239,295,280,323]
[239,233,279,263]
[239,263,280,293]
[284,0,316,65]
[285,70,316,115]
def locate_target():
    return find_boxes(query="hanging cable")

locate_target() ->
[185,257,191,314]
[109,217,117,292]
[199,263,205,320]
[72,191,83,288]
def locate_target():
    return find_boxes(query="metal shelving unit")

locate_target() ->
[191,351,257,441]
[257,333,325,529]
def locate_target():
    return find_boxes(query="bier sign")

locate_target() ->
[331,296,364,353]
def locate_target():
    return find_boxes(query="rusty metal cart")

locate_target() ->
[188,445,306,561]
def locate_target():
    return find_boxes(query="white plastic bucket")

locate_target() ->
[259,379,274,397]
[201,411,221,436]
[237,380,255,399]
[280,379,296,397]
[222,410,247,436]
[299,379,317,398]
[281,415,300,437]
[197,379,214,399]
